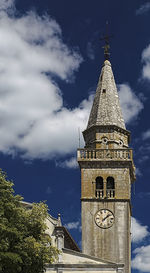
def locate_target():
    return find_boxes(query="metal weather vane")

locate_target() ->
[100,22,113,60]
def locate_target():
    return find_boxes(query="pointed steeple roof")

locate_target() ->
[87,60,125,130]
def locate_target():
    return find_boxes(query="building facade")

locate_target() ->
[48,53,135,273]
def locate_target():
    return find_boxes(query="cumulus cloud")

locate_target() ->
[56,156,78,169]
[136,2,150,15]
[135,167,142,177]
[131,217,149,243]
[0,4,94,160]
[87,42,95,60]
[0,0,14,10]
[118,84,143,124]
[141,44,150,80]
[138,154,149,164]
[138,144,150,164]
[19,95,93,159]
[142,129,150,140]
[64,221,81,230]
[131,218,150,272]
[132,245,150,272]
[138,192,150,198]
[0,3,143,163]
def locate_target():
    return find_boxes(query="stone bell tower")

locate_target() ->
[77,51,135,273]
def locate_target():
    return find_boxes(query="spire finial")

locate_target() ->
[57,213,62,226]
[100,21,113,60]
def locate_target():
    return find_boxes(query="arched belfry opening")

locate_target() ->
[95,176,103,198]
[106,177,115,198]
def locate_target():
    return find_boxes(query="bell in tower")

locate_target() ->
[77,38,135,273]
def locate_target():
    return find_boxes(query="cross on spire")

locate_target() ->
[100,22,113,60]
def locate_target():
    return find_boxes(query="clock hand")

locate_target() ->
[102,214,112,222]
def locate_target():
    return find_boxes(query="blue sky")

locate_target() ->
[1,0,150,272]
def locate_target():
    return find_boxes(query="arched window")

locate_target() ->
[107,177,115,189]
[95,177,103,198]
[96,176,103,189]
[106,177,115,198]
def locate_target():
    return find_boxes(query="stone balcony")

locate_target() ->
[77,148,133,161]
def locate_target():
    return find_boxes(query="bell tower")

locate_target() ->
[77,50,135,273]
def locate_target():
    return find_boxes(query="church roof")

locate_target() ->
[87,60,125,130]
[54,226,80,252]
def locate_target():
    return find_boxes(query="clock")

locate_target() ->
[95,209,114,229]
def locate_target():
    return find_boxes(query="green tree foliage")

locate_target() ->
[0,170,58,273]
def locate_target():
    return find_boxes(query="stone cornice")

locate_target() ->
[47,263,124,269]
[83,124,131,143]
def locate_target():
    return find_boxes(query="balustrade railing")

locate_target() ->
[95,189,104,198]
[77,149,132,161]
[95,189,115,199]
[106,189,115,198]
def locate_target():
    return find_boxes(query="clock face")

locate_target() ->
[95,209,114,229]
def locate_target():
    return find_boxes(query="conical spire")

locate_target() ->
[87,59,125,130]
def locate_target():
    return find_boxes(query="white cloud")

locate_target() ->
[64,221,80,230]
[138,192,150,198]
[0,5,95,160]
[87,42,95,60]
[138,155,149,163]
[46,186,52,194]
[132,245,150,272]
[138,144,150,164]
[142,129,150,140]
[56,156,78,169]
[19,95,93,159]
[0,3,143,162]
[131,218,150,272]
[0,0,14,10]
[131,217,149,243]
[141,44,150,80]
[136,2,150,15]
[135,167,142,177]
[118,84,143,124]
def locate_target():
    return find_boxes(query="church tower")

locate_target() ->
[77,46,135,273]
